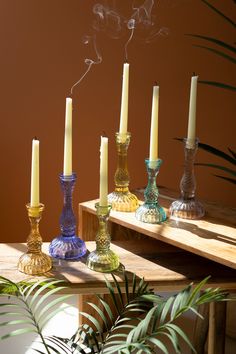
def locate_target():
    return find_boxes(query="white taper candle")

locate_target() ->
[63,97,72,175]
[99,136,108,206]
[30,138,40,207]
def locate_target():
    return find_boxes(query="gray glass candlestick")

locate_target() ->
[49,173,87,259]
[135,158,166,224]
[169,138,205,220]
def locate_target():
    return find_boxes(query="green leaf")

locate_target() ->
[132,273,137,295]
[165,327,181,353]
[186,34,236,54]
[37,295,72,324]
[166,324,196,353]
[199,80,236,91]
[111,273,124,307]
[0,327,36,340]
[85,301,109,331]
[186,277,210,307]
[175,140,236,165]
[0,319,34,327]
[79,311,102,333]
[33,286,69,313]
[148,337,169,354]
[228,148,236,159]
[29,280,64,306]
[104,277,121,316]
[193,44,236,64]
[200,0,236,28]
[213,175,236,185]
[195,163,236,176]
[160,296,174,325]
[39,305,71,330]
[123,269,130,303]
[96,295,114,324]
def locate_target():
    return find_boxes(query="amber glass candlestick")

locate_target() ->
[108,132,138,212]
[18,203,52,275]
[169,138,205,220]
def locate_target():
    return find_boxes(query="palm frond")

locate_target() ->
[195,163,236,176]
[186,34,236,54]
[200,0,236,28]
[199,80,236,91]
[193,44,236,64]
[213,174,236,185]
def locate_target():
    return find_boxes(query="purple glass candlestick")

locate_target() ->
[49,173,86,259]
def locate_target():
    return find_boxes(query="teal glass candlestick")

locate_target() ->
[87,203,119,273]
[108,132,139,212]
[135,159,166,224]
[169,138,205,220]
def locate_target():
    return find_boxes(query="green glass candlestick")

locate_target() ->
[18,203,52,275]
[86,203,119,273]
[108,132,139,212]
[135,159,166,224]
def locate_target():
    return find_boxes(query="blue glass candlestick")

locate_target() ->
[135,159,166,224]
[49,173,86,260]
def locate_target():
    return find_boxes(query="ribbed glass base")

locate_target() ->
[49,235,87,260]
[87,249,119,273]
[108,191,139,212]
[169,198,205,220]
[135,203,167,224]
[18,252,52,275]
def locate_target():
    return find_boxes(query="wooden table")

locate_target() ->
[0,190,235,354]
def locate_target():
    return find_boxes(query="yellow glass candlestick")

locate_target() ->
[108,132,139,212]
[87,203,119,272]
[18,203,52,275]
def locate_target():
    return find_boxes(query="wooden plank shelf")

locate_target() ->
[1,241,236,294]
[78,191,236,270]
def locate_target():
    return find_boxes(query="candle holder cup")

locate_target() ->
[49,173,86,260]
[87,203,119,273]
[18,203,52,275]
[169,138,205,220]
[135,158,166,224]
[108,132,139,212]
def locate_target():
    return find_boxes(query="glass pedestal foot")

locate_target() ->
[18,252,52,275]
[49,235,86,260]
[135,203,166,224]
[87,249,119,273]
[169,198,205,220]
[108,190,138,212]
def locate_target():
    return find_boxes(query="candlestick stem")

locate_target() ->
[18,204,52,275]
[135,159,166,223]
[169,138,205,219]
[87,203,119,272]
[49,173,86,259]
[108,132,138,211]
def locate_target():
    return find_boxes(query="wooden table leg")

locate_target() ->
[208,301,226,354]
[192,303,209,354]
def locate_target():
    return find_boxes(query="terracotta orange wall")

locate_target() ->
[0,0,235,242]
